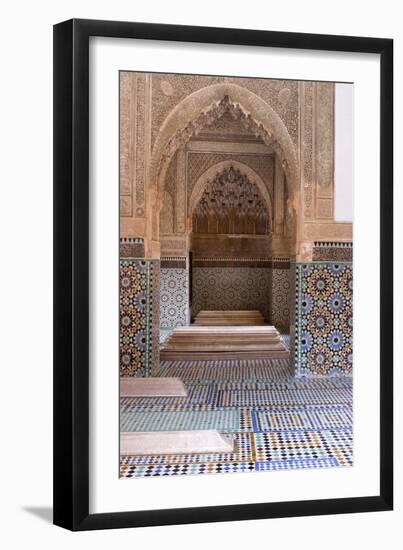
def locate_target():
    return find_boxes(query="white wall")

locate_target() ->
[0,1,401,549]
[335,83,354,222]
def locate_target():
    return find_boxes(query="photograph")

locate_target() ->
[0,0,397,541]
[118,71,354,479]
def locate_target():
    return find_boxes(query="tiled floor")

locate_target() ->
[120,357,353,478]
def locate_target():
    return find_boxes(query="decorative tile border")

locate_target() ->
[193,257,290,269]
[314,242,353,247]
[160,256,187,269]
[294,261,353,376]
[270,257,291,270]
[193,258,271,268]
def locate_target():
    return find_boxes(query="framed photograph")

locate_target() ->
[53,19,393,530]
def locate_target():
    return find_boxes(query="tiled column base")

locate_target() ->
[294,261,353,376]
[160,257,189,328]
[120,259,160,377]
[270,258,291,332]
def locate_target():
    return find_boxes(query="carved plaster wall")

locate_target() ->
[150,74,299,148]
[160,190,174,234]
[151,91,299,236]
[120,72,348,262]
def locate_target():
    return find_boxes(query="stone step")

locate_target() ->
[167,329,279,337]
[194,309,265,326]
[167,328,279,339]
[194,319,265,326]
[166,335,281,345]
[196,311,263,317]
[170,326,277,333]
[161,323,288,360]
[166,335,281,344]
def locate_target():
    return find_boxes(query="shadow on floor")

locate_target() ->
[22,506,53,524]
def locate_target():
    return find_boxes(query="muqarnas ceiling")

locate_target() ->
[192,166,270,235]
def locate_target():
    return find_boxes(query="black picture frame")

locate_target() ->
[53,18,393,531]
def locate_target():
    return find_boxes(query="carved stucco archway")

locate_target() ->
[150,83,300,247]
[188,160,273,232]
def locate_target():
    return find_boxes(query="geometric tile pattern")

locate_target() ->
[120,357,353,478]
[252,406,352,431]
[253,430,352,463]
[271,267,291,331]
[155,358,292,382]
[120,259,158,377]
[160,267,189,328]
[192,266,271,320]
[295,262,353,376]
[121,409,240,432]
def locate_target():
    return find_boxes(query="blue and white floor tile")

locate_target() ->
[120,357,353,478]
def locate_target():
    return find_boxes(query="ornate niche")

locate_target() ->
[192,166,270,235]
